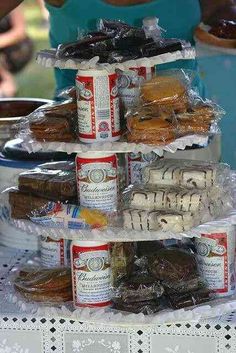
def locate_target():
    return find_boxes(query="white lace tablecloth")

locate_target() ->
[0,246,236,353]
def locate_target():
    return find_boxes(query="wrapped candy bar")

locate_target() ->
[29,202,108,230]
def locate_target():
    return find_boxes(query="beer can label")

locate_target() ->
[40,236,69,267]
[196,230,236,296]
[76,154,118,212]
[118,66,155,109]
[72,243,111,307]
[76,72,120,142]
[126,152,158,185]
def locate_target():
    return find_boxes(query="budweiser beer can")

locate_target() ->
[71,240,112,307]
[195,223,236,297]
[126,151,159,185]
[118,66,155,109]
[76,152,118,212]
[40,235,70,267]
[76,69,121,143]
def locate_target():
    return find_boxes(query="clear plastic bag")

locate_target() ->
[13,266,73,303]
[16,86,77,143]
[18,161,77,202]
[125,70,225,143]
[142,158,230,189]
[55,19,189,63]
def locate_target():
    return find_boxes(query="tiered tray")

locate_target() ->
[36,47,196,70]
[10,215,236,242]
[20,134,209,155]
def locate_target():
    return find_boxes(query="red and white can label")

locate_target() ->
[76,154,118,212]
[76,71,120,142]
[118,66,155,109]
[196,232,234,295]
[126,152,158,185]
[71,243,111,307]
[40,236,69,267]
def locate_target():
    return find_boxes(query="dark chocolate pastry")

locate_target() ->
[168,289,211,309]
[113,299,162,315]
[148,248,198,283]
[163,276,206,295]
[9,189,49,219]
[140,39,184,57]
[18,162,77,202]
[137,241,164,258]
[111,242,136,284]
[117,274,164,303]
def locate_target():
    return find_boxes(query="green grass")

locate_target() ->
[15,2,55,99]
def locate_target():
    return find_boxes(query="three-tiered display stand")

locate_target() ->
[1,43,236,353]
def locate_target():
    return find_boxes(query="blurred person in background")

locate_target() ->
[0,0,201,93]
[0,6,33,97]
[36,0,49,26]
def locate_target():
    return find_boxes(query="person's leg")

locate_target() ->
[0,66,17,97]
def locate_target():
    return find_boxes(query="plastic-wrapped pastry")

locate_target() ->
[142,162,181,186]
[140,75,188,113]
[110,242,136,284]
[115,274,164,303]
[168,289,211,309]
[9,189,50,219]
[14,267,72,303]
[148,248,198,283]
[179,165,218,189]
[113,299,162,315]
[127,114,176,145]
[18,161,77,202]
[129,187,208,212]
[143,159,230,190]
[123,208,195,232]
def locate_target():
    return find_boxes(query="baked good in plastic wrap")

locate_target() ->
[111,242,136,285]
[55,19,190,64]
[16,86,77,143]
[13,267,72,303]
[126,112,177,145]
[123,208,197,232]
[113,244,212,315]
[18,161,77,202]
[125,70,224,143]
[122,159,232,233]
[9,189,50,219]
[142,159,230,189]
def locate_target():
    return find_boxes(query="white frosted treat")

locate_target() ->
[179,165,217,189]
[156,211,195,232]
[123,209,158,231]
[123,209,195,232]
[142,164,181,186]
[130,189,167,210]
[166,189,208,212]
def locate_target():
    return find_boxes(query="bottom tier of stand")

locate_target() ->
[0,246,236,353]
